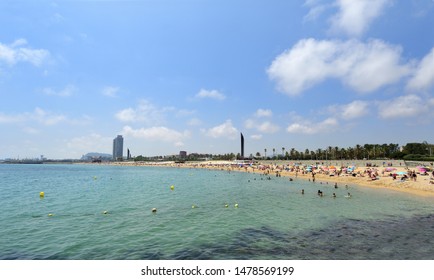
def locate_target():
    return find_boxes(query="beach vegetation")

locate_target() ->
[402,142,433,156]
[403,154,434,161]
[255,142,432,162]
[118,142,434,164]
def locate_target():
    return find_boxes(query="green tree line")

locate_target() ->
[257,142,434,161]
[132,142,434,162]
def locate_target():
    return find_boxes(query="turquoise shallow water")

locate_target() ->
[1,164,434,260]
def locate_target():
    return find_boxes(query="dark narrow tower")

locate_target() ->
[240,133,244,159]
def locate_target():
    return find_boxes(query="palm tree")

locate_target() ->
[290,148,296,159]
[334,146,339,160]
[272,148,275,159]
[327,146,333,160]
[316,148,322,160]
[347,147,355,159]
[340,148,347,160]
[355,144,362,159]
[264,148,267,159]
[282,147,285,158]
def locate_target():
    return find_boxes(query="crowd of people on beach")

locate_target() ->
[93,159,434,194]
[177,160,434,187]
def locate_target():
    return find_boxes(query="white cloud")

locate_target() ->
[10,38,27,48]
[255,109,273,118]
[66,133,112,154]
[115,108,136,122]
[267,38,410,95]
[328,100,369,119]
[33,107,66,125]
[42,84,76,97]
[244,119,279,133]
[0,107,66,126]
[304,1,329,22]
[115,100,173,125]
[287,117,338,134]
[256,121,280,134]
[244,119,255,129]
[0,39,50,66]
[195,89,226,100]
[407,47,434,91]
[176,109,195,117]
[377,94,432,119]
[52,13,65,23]
[250,134,263,140]
[340,100,369,119]
[22,127,40,134]
[329,0,392,37]
[122,125,189,146]
[0,112,25,123]
[102,86,120,97]
[187,118,202,126]
[245,109,279,134]
[206,120,238,139]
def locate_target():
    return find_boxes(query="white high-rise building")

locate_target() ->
[113,135,124,160]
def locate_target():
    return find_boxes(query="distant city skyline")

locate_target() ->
[1,1,434,159]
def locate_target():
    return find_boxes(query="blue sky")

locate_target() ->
[1,0,434,159]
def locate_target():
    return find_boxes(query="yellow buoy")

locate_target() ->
[170,185,175,191]
[192,205,196,209]
[39,192,45,198]
[93,176,97,180]
[234,203,239,208]
[151,208,157,213]
[103,211,108,215]
[48,213,53,217]
[224,204,229,208]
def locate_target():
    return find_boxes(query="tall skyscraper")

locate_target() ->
[240,133,244,159]
[113,135,124,160]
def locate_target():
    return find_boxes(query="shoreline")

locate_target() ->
[81,160,434,198]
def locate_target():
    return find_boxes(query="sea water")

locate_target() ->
[1,164,433,260]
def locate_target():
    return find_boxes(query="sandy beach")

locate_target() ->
[97,159,434,197]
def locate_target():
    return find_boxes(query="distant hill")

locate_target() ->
[81,152,112,161]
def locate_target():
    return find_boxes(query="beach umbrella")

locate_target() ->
[385,167,397,172]
[397,171,406,175]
